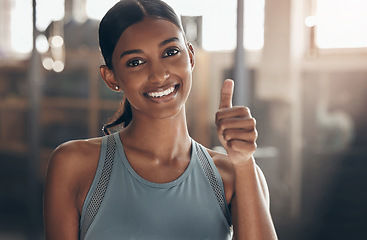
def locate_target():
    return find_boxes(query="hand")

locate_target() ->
[215,79,258,164]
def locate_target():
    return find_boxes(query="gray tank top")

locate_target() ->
[79,132,232,240]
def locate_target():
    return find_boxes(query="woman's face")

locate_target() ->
[110,17,194,121]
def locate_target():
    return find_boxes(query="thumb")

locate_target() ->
[219,79,234,109]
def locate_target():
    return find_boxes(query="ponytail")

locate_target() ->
[102,97,132,135]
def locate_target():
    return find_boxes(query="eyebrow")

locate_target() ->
[120,49,143,59]
[119,37,180,59]
[159,37,179,48]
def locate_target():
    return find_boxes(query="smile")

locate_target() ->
[147,86,175,98]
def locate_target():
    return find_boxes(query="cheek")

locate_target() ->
[115,73,143,100]
[178,62,193,96]
[178,56,193,84]
[173,54,193,77]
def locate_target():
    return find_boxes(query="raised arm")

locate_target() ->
[215,79,277,240]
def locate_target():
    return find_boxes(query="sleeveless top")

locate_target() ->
[79,132,232,240]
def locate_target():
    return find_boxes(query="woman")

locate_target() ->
[43,0,277,239]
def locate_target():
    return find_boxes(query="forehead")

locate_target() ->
[115,18,184,51]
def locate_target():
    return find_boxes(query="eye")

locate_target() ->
[127,59,145,67]
[163,48,180,58]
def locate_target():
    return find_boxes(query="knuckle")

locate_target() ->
[240,106,250,114]
[215,111,224,124]
[223,133,229,141]
[217,120,225,131]
[243,107,253,117]
[223,129,231,141]
[246,142,257,153]
[251,117,256,126]
[247,118,256,131]
[219,119,232,131]
[217,121,227,135]
[215,115,222,126]
[252,141,257,150]
[254,129,259,140]
[238,107,248,115]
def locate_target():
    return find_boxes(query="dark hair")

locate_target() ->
[99,0,184,135]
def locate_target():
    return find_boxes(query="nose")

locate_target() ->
[148,60,169,83]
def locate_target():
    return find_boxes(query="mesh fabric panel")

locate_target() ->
[80,135,116,239]
[196,143,232,226]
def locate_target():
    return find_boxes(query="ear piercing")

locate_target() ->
[114,86,119,90]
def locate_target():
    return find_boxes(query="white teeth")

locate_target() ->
[148,86,175,98]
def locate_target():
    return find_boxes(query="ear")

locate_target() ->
[187,43,195,70]
[100,65,121,92]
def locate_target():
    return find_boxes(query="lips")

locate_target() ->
[147,86,175,98]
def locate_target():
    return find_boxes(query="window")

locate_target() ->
[315,0,367,49]
[3,0,264,55]
[86,0,265,51]
[9,0,33,54]
[1,0,64,56]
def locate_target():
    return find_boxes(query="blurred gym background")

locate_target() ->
[0,0,366,239]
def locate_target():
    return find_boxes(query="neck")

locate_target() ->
[119,107,191,160]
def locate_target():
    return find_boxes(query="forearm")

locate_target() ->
[232,157,277,240]
[215,80,277,239]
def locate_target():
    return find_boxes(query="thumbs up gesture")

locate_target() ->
[215,79,258,164]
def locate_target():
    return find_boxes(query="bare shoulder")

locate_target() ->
[46,137,104,196]
[205,148,235,204]
[47,138,103,208]
[47,137,102,177]
[50,137,103,161]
